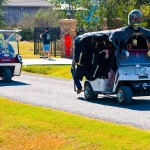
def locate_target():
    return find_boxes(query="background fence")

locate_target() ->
[34,27,61,57]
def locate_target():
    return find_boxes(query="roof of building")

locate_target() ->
[5,0,53,7]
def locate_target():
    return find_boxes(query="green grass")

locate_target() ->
[20,41,72,79]
[3,42,150,149]
[19,41,39,59]
[0,97,150,150]
[22,65,72,79]
[19,41,61,59]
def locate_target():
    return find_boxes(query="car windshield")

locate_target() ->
[0,32,18,58]
[118,49,150,66]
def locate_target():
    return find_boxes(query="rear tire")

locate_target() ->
[117,86,133,105]
[84,82,98,100]
[2,69,12,83]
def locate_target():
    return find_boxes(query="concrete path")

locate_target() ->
[22,58,72,66]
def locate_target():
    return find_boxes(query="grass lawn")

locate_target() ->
[19,41,39,59]
[19,41,61,59]
[22,65,72,79]
[0,97,150,150]
[20,41,72,79]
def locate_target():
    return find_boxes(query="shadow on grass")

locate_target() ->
[78,95,150,111]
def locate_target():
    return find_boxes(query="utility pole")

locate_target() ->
[67,0,71,19]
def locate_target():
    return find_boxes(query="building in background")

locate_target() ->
[3,0,53,25]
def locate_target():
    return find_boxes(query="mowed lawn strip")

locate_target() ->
[19,41,61,59]
[22,65,72,79]
[19,41,39,59]
[0,97,150,150]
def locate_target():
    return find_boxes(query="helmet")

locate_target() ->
[128,9,142,30]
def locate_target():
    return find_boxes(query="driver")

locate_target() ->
[7,42,15,56]
[99,41,117,87]
[3,40,15,57]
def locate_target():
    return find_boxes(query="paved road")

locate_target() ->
[0,73,150,130]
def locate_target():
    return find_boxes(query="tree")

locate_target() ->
[1,0,149,35]
[19,8,63,29]
[49,0,150,30]
[48,0,102,31]
[95,0,150,29]
[17,8,63,40]
[0,0,7,28]
[34,8,63,27]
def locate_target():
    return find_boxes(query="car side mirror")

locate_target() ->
[15,34,22,41]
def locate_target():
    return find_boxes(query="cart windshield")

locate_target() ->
[118,49,150,66]
[0,31,20,58]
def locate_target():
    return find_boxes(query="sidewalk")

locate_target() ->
[22,58,73,66]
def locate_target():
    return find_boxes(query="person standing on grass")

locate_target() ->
[40,28,51,59]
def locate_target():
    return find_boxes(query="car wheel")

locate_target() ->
[84,82,98,100]
[117,86,133,105]
[2,69,12,83]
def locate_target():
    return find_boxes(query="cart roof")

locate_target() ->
[74,26,150,48]
[74,30,111,44]
[0,30,21,33]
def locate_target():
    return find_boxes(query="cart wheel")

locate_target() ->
[84,82,98,100]
[117,86,133,105]
[2,69,12,83]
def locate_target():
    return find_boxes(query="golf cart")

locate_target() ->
[73,25,150,105]
[0,30,22,83]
